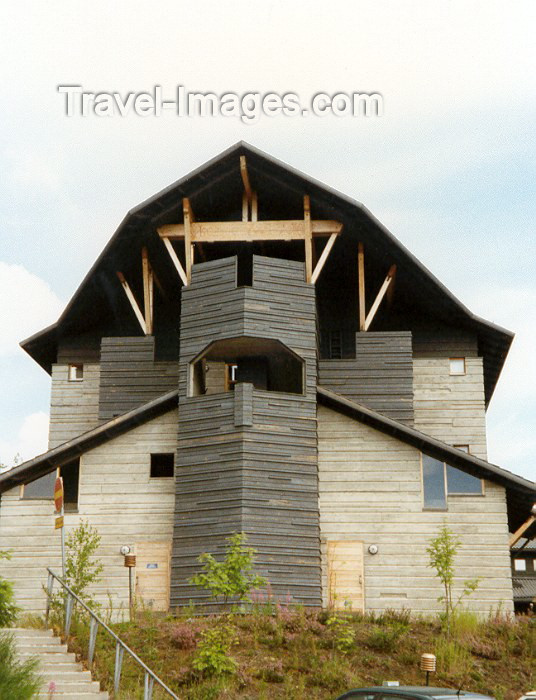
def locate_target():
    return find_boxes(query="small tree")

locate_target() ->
[190,533,266,607]
[0,631,41,699]
[426,523,479,635]
[0,551,19,627]
[49,520,103,619]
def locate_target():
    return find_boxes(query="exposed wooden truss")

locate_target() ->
[141,247,154,334]
[364,265,396,331]
[358,242,396,331]
[116,271,147,334]
[158,156,342,286]
[509,509,536,547]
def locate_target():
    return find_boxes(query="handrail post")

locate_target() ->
[88,616,99,665]
[144,671,154,699]
[64,593,74,636]
[114,641,124,694]
[45,571,54,626]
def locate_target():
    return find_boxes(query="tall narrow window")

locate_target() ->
[422,455,447,510]
[61,458,80,511]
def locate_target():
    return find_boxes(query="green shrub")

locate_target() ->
[326,614,356,653]
[365,622,407,652]
[190,533,266,607]
[0,631,42,699]
[0,550,19,627]
[192,625,238,677]
[48,520,103,622]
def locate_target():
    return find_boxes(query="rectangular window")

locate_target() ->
[514,559,527,572]
[61,459,80,511]
[449,357,466,375]
[21,470,57,500]
[150,453,174,478]
[68,364,84,381]
[446,464,482,494]
[422,455,447,509]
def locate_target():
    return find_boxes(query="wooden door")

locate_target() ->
[135,542,171,611]
[327,541,365,612]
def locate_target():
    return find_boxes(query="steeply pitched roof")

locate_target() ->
[512,576,536,602]
[317,385,536,532]
[0,390,178,493]
[21,142,512,404]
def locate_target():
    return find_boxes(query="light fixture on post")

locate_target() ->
[420,653,436,686]
[120,546,136,616]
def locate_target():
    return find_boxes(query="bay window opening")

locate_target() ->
[190,337,304,396]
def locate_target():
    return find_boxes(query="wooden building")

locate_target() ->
[0,142,534,617]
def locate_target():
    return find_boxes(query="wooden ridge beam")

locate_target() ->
[311,232,338,284]
[363,264,396,331]
[116,271,147,334]
[183,198,194,284]
[157,219,342,242]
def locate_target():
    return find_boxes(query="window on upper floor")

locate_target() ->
[449,357,466,375]
[21,470,57,500]
[61,459,80,511]
[514,558,527,572]
[68,363,84,381]
[422,453,483,509]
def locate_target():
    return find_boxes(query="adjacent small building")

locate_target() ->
[0,142,534,617]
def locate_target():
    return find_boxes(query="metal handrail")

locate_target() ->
[45,568,179,700]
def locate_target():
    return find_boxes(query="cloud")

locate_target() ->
[0,411,49,469]
[0,262,64,356]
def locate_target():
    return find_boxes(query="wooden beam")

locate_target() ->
[242,193,248,222]
[157,219,342,242]
[116,271,147,334]
[363,264,397,331]
[141,247,153,335]
[240,155,252,200]
[311,232,338,284]
[251,192,258,222]
[386,262,397,307]
[162,237,187,285]
[183,198,193,283]
[510,512,536,547]
[358,242,366,331]
[304,195,313,283]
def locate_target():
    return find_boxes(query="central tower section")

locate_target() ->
[170,255,321,608]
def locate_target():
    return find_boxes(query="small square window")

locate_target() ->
[514,559,527,572]
[449,358,466,375]
[68,364,84,381]
[150,453,174,478]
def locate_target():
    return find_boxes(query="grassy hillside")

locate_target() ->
[60,606,535,700]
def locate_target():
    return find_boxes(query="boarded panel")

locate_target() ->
[327,541,364,612]
[135,542,171,611]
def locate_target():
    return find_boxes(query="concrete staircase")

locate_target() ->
[3,627,108,699]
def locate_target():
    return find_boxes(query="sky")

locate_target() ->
[0,1,534,481]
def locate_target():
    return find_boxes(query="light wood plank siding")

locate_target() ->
[318,405,513,614]
[172,255,321,609]
[413,332,487,458]
[99,336,179,420]
[319,331,414,425]
[49,364,101,448]
[0,411,177,616]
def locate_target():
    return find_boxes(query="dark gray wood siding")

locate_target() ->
[98,337,179,420]
[318,331,414,425]
[171,255,321,609]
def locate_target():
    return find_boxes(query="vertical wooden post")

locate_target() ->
[141,247,153,335]
[358,242,366,330]
[183,198,193,284]
[304,195,313,283]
